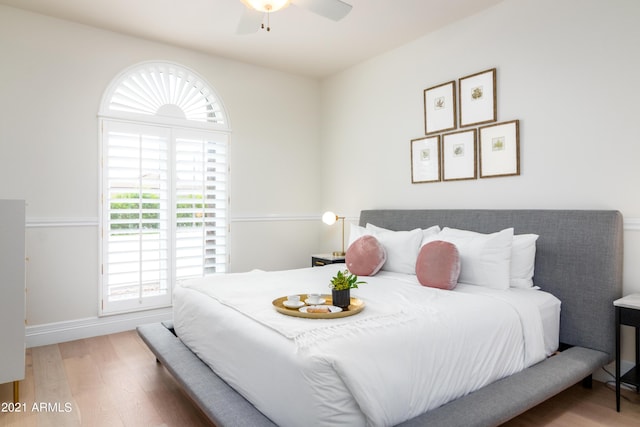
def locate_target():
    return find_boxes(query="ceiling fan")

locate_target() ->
[237,0,353,33]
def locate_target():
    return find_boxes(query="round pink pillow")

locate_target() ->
[345,235,386,276]
[416,240,460,290]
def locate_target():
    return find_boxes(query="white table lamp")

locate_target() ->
[322,211,346,256]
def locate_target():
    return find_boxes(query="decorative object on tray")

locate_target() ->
[411,135,441,183]
[300,305,342,314]
[424,80,457,135]
[305,293,324,305]
[329,269,365,309]
[272,294,365,319]
[479,119,520,178]
[459,68,497,127]
[283,294,305,308]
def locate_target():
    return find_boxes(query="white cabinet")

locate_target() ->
[0,200,25,402]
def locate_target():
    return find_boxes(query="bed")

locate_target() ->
[138,209,623,426]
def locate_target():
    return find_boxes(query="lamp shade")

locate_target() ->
[322,211,338,225]
[245,0,290,12]
[322,211,345,256]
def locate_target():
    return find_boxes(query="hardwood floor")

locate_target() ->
[503,380,640,426]
[1,330,639,426]
[0,331,213,427]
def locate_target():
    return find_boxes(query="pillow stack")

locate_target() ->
[345,222,538,290]
[347,223,440,275]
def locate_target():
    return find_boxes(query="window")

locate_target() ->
[99,62,230,315]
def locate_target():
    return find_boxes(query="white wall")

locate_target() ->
[2,0,640,359]
[319,0,640,359]
[0,5,322,335]
[320,0,640,287]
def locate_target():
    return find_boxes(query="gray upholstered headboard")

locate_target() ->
[359,210,623,358]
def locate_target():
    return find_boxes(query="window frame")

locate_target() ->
[98,61,230,316]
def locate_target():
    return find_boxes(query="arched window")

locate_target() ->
[99,61,230,315]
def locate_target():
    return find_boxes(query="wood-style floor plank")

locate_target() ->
[1,330,639,426]
[0,332,212,427]
[31,344,80,427]
[504,380,640,426]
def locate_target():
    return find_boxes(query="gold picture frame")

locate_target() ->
[424,81,456,135]
[479,120,520,178]
[411,135,441,183]
[459,68,497,127]
[442,129,477,181]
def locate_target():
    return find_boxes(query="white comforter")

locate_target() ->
[174,264,548,427]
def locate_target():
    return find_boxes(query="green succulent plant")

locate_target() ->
[329,269,366,291]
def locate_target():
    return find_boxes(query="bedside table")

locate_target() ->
[614,293,640,412]
[311,254,345,267]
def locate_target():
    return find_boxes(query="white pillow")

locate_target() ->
[366,223,441,247]
[348,223,368,246]
[438,227,514,290]
[365,224,423,275]
[420,225,443,246]
[510,234,538,288]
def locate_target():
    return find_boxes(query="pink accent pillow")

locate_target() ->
[345,235,386,276]
[416,240,460,290]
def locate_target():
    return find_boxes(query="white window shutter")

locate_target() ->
[102,122,172,313]
[174,130,228,280]
[99,62,230,315]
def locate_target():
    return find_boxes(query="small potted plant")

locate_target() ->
[329,269,365,310]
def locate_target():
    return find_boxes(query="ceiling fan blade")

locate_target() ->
[236,7,264,34]
[292,0,352,21]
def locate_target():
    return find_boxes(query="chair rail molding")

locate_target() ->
[26,217,99,228]
[26,215,640,228]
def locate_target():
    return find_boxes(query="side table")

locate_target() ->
[311,254,345,267]
[614,293,640,412]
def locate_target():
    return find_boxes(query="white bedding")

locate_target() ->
[174,264,560,427]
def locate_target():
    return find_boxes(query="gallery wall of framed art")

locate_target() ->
[411,67,521,184]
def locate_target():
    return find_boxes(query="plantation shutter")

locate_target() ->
[101,124,228,314]
[174,130,227,280]
[102,122,171,314]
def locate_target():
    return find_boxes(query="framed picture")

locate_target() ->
[424,81,456,135]
[442,129,477,181]
[459,68,496,127]
[479,120,520,178]
[411,135,441,183]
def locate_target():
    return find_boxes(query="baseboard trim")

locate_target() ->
[26,307,172,348]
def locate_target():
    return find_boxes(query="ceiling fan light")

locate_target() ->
[245,0,290,13]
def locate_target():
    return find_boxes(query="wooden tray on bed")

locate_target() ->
[272,294,365,319]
